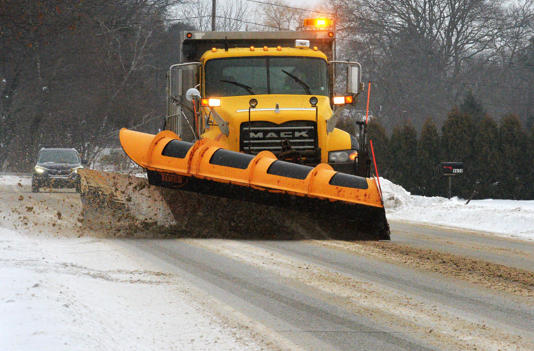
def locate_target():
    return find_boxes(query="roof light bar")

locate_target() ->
[303,18,333,30]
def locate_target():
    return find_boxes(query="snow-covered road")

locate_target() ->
[0,227,264,350]
[1,174,533,350]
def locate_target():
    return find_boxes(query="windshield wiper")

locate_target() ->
[220,79,256,95]
[282,69,311,95]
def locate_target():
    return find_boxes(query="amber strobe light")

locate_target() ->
[333,96,354,105]
[303,18,333,29]
[201,98,221,107]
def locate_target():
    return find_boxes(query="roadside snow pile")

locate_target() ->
[380,178,534,240]
[0,227,263,351]
[0,174,31,186]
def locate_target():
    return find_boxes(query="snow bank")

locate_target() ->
[0,174,31,186]
[380,178,534,241]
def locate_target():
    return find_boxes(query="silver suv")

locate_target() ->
[32,148,84,193]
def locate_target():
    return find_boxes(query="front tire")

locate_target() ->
[32,181,39,193]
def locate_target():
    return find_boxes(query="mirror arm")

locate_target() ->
[326,105,349,134]
[209,108,230,136]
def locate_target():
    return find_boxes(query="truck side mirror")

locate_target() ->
[186,88,201,102]
[168,63,200,101]
[347,64,361,95]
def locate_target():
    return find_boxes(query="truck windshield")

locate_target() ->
[205,57,329,97]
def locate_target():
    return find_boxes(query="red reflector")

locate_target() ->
[186,32,192,38]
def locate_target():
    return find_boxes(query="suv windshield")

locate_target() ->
[205,57,329,97]
[38,150,80,164]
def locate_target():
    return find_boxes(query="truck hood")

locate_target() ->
[212,95,332,125]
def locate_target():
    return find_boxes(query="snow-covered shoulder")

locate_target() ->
[0,227,263,351]
[380,178,534,241]
[0,174,31,186]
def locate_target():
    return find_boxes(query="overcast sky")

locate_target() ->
[284,0,324,6]
[229,0,326,11]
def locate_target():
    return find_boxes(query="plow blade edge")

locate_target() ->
[81,128,390,240]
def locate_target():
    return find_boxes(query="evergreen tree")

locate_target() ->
[441,108,475,198]
[367,120,390,178]
[528,126,534,199]
[417,118,441,196]
[459,91,486,122]
[498,114,529,199]
[389,122,418,193]
[471,115,500,198]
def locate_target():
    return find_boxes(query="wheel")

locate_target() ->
[75,181,81,193]
[31,182,39,193]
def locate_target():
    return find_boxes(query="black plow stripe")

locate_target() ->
[209,149,255,169]
[267,160,313,180]
[329,172,369,189]
[162,140,194,158]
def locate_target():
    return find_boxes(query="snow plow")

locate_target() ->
[79,129,389,240]
[78,17,390,240]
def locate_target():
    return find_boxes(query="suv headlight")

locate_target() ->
[328,150,358,163]
[34,166,46,174]
[71,166,83,173]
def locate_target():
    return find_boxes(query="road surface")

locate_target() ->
[2,178,533,350]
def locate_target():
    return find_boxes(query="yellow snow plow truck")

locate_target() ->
[79,18,390,240]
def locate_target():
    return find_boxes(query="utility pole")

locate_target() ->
[211,0,216,31]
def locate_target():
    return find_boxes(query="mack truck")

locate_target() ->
[165,18,369,176]
[79,18,390,241]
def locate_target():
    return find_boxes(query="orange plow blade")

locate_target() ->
[89,128,390,240]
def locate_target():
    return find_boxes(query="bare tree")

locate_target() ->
[177,0,249,31]
[330,0,534,129]
[260,0,304,30]
[0,0,181,170]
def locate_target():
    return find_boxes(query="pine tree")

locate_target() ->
[498,114,529,199]
[367,120,390,178]
[528,126,534,199]
[471,115,500,198]
[459,91,486,122]
[417,118,441,196]
[441,108,475,198]
[389,122,418,193]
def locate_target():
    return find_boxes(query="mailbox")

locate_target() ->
[440,162,464,176]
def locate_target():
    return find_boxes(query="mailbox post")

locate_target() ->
[440,162,464,199]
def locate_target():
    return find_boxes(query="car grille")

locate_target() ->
[240,121,317,155]
[48,168,71,176]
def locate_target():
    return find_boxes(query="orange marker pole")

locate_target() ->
[365,81,371,125]
[192,99,199,137]
[369,139,383,201]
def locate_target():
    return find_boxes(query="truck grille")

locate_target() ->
[240,121,317,155]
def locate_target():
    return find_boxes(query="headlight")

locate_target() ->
[71,166,83,173]
[34,166,45,174]
[328,150,358,163]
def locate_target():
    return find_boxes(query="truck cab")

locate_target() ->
[166,19,366,175]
